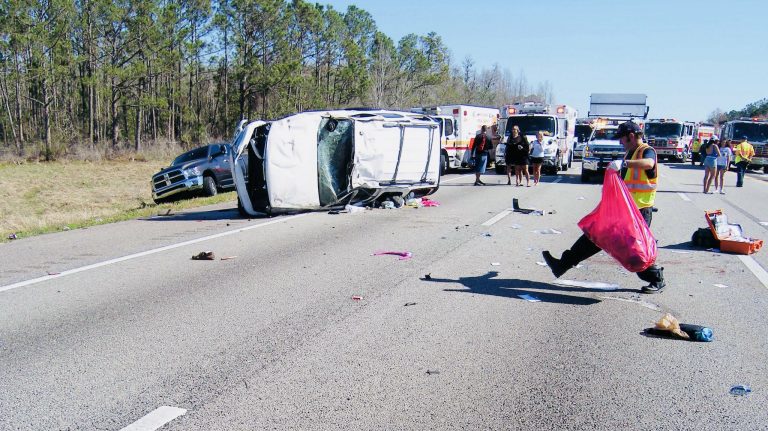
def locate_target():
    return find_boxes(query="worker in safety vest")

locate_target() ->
[733,137,755,187]
[542,121,665,294]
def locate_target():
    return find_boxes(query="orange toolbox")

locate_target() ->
[705,210,763,255]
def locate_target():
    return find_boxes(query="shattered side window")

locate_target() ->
[317,118,354,206]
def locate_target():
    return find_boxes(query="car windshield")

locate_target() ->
[645,123,683,138]
[506,116,556,136]
[591,128,620,141]
[171,146,208,166]
[317,119,355,206]
[575,125,593,143]
[733,122,768,143]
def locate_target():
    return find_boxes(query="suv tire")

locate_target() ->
[203,175,218,197]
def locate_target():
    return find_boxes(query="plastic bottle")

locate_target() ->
[678,324,714,342]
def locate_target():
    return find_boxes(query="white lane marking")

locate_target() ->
[737,255,768,288]
[482,210,512,226]
[120,406,187,431]
[552,178,562,183]
[0,214,309,293]
[441,174,473,184]
[677,192,691,202]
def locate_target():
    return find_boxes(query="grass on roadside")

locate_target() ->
[0,160,237,242]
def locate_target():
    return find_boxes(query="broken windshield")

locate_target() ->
[645,123,683,138]
[317,118,354,206]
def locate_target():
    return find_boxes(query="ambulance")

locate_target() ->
[496,102,577,174]
[691,123,715,164]
[644,118,695,162]
[412,105,499,173]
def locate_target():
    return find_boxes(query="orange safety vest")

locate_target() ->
[623,143,657,209]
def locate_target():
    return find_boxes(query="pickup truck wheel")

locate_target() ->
[203,175,218,197]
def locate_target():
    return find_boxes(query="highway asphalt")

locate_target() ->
[1,162,767,430]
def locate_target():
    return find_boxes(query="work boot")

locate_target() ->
[542,250,571,278]
[638,266,665,294]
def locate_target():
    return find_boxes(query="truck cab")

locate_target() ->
[719,118,768,173]
[645,119,695,162]
[495,102,577,174]
[580,121,626,183]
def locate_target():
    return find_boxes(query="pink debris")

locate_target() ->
[373,251,413,260]
[351,295,363,301]
[421,197,440,207]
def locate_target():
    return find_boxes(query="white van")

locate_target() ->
[231,110,441,216]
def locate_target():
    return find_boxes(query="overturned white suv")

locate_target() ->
[231,110,442,216]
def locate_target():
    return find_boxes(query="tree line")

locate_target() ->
[0,0,552,160]
[708,98,768,125]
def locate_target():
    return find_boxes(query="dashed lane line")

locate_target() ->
[737,255,768,289]
[482,210,512,227]
[677,192,691,202]
[0,213,309,294]
[119,406,187,431]
[441,174,473,184]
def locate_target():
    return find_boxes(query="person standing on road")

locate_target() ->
[734,137,755,187]
[714,139,732,194]
[702,138,721,194]
[542,121,666,294]
[507,126,531,186]
[504,126,529,185]
[698,139,710,167]
[472,125,493,186]
[529,131,546,185]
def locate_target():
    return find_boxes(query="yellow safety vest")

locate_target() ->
[624,144,657,209]
[735,141,754,163]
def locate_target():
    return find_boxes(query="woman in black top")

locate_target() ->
[505,125,530,186]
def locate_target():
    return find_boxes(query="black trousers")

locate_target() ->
[561,206,663,284]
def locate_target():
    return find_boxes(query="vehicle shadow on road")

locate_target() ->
[140,207,267,222]
[423,271,605,305]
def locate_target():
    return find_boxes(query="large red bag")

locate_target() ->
[577,169,657,272]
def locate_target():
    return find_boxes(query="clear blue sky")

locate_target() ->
[322,0,768,121]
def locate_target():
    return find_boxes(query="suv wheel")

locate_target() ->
[203,175,218,197]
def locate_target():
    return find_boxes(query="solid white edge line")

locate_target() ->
[0,213,309,293]
[677,192,691,202]
[737,255,768,288]
[482,210,512,227]
[120,406,187,431]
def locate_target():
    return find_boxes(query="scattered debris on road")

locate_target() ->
[220,256,237,260]
[536,261,548,266]
[730,385,752,396]
[643,313,713,342]
[713,283,728,288]
[423,273,432,280]
[192,251,215,260]
[351,295,363,301]
[553,279,619,291]
[421,198,440,207]
[404,302,417,306]
[598,296,660,311]
[481,232,492,237]
[533,228,562,235]
[373,251,412,260]
[518,293,541,302]
[426,370,440,375]
[509,224,522,229]
[490,262,501,266]
[47,271,60,276]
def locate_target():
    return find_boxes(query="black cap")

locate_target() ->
[615,121,642,138]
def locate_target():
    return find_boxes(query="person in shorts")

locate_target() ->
[714,139,731,194]
[506,125,530,186]
[529,131,546,185]
[702,138,721,194]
